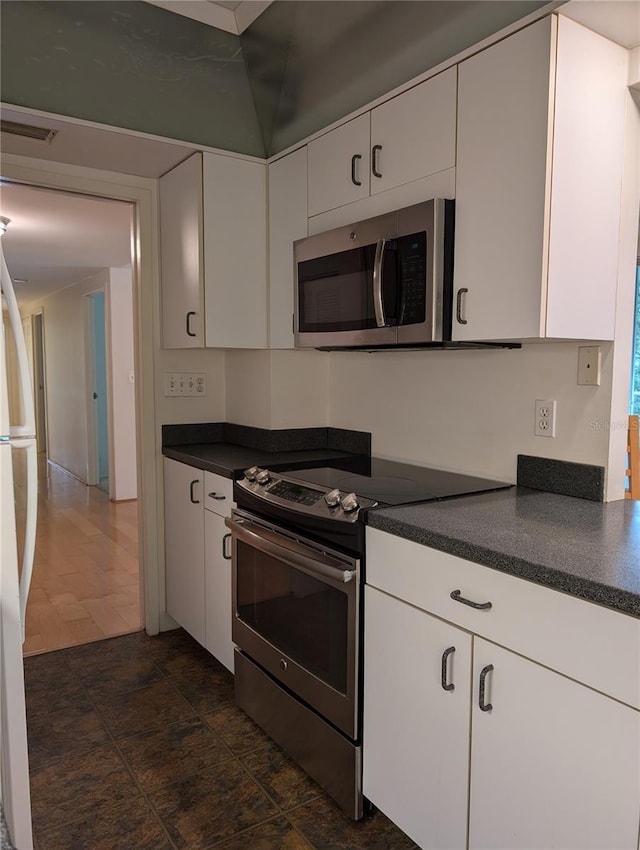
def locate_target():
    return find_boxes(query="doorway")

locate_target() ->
[1,180,143,654]
[87,289,110,494]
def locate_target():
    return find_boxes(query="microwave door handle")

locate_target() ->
[373,238,387,328]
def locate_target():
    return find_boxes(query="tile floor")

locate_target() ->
[24,629,417,850]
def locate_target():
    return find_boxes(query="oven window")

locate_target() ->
[236,542,349,694]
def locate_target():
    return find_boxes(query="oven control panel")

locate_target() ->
[237,468,378,522]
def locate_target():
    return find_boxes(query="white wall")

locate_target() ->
[107,267,137,500]
[155,348,226,426]
[221,341,619,486]
[225,349,328,428]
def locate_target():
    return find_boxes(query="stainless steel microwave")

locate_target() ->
[294,199,454,350]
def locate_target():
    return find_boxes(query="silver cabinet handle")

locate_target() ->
[222,533,232,560]
[479,664,494,712]
[450,589,492,610]
[441,646,455,692]
[455,288,468,325]
[373,238,387,328]
[208,492,226,501]
[372,144,382,178]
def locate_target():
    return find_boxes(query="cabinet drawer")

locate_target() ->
[204,471,234,517]
[366,527,640,708]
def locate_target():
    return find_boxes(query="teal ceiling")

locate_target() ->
[1,0,550,159]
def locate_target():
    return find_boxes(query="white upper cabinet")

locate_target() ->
[307,115,371,216]
[203,154,267,349]
[268,147,308,349]
[160,154,204,348]
[307,68,457,218]
[159,151,267,349]
[453,15,628,342]
[369,67,457,196]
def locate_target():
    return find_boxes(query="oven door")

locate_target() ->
[226,510,360,739]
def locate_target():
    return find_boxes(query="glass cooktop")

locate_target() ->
[283,457,511,507]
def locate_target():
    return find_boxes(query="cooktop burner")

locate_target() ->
[283,457,510,506]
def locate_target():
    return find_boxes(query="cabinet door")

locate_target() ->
[469,639,640,850]
[163,459,205,646]
[453,17,554,342]
[159,153,204,348]
[363,586,471,850]
[204,510,234,673]
[307,114,370,216]
[268,147,308,349]
[370,68,456,196]
[203,153,267,349]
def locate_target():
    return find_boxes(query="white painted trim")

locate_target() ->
[0,152,162,634]
[145,0,238,33]
[630,46,640,88]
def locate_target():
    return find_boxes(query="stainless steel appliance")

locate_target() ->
[294,199,454,350]
[225,458,510,820]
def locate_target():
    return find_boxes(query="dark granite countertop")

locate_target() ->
[366,487,640,618]
[162,443,367,479]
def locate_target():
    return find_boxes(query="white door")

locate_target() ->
[204,510,234,673]
[369,68,457,196]
[307,114,371,216]
[163,459,205,645]
[363,586,471,850]
[469,638,640,850]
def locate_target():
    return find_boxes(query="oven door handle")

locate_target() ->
[372,238,387,328]
[225,517,358,584]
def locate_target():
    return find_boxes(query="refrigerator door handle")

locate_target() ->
[1,245,36,438]
[12,438,38,641]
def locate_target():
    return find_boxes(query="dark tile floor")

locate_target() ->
[24,629,417,850]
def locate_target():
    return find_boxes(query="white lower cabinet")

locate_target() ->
[164,458,235,670]
[364,586,471,850]
[469,639,640,850]
[204,504,234,673]
[364,531,640,850]
[164,458,205,645]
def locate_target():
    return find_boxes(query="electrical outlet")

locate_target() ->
[164,373,207,396]
[577,346,601,386]
[534,399,556,437]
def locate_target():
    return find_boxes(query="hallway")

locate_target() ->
[14,452,141,656]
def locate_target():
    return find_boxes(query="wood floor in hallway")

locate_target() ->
[13,453,141,656]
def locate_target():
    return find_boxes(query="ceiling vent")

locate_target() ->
[1,120,57,143]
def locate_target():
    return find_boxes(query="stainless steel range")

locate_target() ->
[225,458,509,819]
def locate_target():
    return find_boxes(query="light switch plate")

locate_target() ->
[577,346,601,386]
[164,373,206,396]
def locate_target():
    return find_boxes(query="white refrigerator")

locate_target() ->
[0,216,36,849]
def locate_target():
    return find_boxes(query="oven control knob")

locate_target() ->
[255,469,271,485]
[279,658,288,672]
[244,466,260,482]
[324,488,342,508]
[340,492,359,513]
